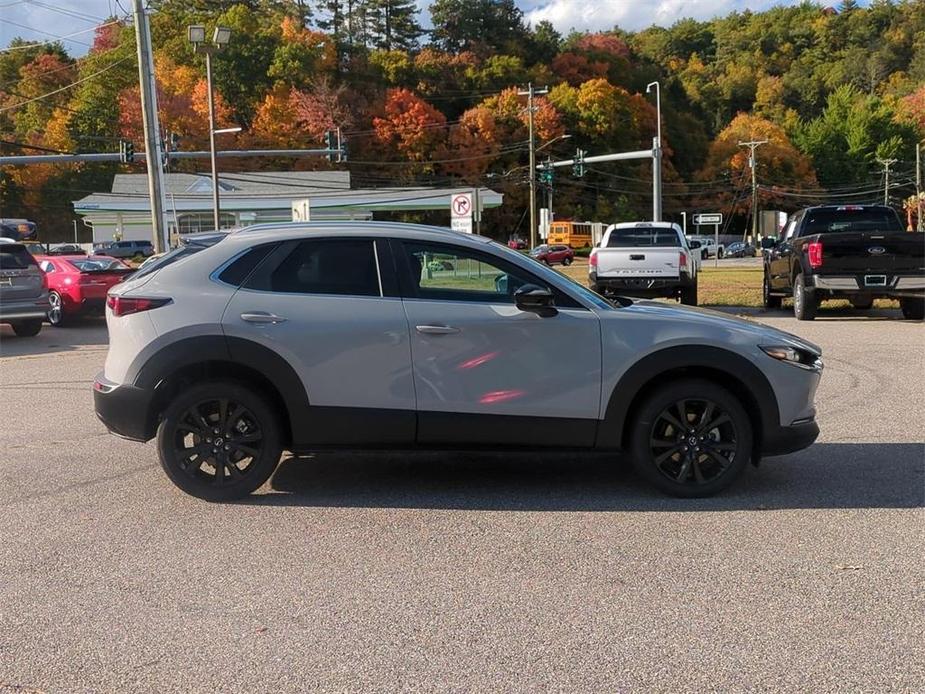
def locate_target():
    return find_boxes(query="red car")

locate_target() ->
[529,243,575,266]
[36,255,133,326]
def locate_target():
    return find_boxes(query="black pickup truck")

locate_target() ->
[763,205,924,320]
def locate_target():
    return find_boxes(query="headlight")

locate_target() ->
[760,344,823,371]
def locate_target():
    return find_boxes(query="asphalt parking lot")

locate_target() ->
[1,311,923,692]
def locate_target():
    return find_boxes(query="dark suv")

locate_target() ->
[0,241,48,337]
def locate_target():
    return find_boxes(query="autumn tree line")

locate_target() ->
[1,0,923,240]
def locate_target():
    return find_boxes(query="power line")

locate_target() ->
[0,56,132,113]
[0,19,121,53]
[0,17,93,48]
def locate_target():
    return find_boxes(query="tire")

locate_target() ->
[156,380,283,501]
[717,248,724,259]
[680,281,698,306]
[562,257,573,266]
[629,378,753,498]
[850,298,873,310]
[900,297,925,320]
[793,274,817,321]
[762,271,782,309]
[11,319,42,337]
[47,290,66,327]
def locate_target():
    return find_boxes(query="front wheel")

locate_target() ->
[156,381,283,501]
[793,274,817,321]
[900,297,924,320]
[11,319,42,337]
[630,379,752,497]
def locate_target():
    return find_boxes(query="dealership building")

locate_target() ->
[72,171,502,243]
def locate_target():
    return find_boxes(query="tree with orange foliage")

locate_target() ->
[695,113,818,214]
[373,88,447,166]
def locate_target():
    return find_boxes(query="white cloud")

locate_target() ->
[520,0,821,33]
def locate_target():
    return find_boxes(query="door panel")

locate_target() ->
[394,239,602,447]
[221,238,415,446]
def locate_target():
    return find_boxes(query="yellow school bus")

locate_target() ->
[547,221,592,248]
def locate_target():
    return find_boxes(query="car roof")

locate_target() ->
[223,221,496,247]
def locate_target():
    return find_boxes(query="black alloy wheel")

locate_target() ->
[631,379,752,497]
[156,381,282,501]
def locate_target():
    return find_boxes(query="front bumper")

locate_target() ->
[761,418,820,456]
[93,372,154,442]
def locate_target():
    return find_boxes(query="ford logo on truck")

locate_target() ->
[867,246,886,255]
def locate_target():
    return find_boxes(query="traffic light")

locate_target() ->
[538,161,554,185]
[339,136,348,163]
[572,148,585,178]
[325,129,337,162]
[119,139,134,164]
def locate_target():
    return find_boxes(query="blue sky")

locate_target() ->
[1,1,864,57]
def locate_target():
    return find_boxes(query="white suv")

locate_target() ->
[94,222,823,501]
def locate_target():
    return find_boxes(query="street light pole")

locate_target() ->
[646,81,662,222]
[190,25,231,233]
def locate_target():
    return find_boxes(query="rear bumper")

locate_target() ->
[0,294,50,322]
[761,419,820,456]
[93,372,154,442]
[813,274,925,298]
[591,272,692,296]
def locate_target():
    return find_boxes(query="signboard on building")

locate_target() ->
[292,198,311,222]
[450,192,473,234]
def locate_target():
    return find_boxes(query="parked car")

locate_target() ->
[763,204,925,320]
[507,238,528,250]
[725,241,758,258]
[36,255,133,326]
[529,243,574,266]
[94,240,155,259]
[46,243,86,256]
[687,235,725,259]
[0,240,48,337]
[94,222,821,502]
[590,222,699,305]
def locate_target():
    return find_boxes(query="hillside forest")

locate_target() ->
[1,0,924,240]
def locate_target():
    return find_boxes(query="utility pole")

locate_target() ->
[876,157,897,206]
[132,0,168,253]
[518,83,548,249]
[646,82,662,222]
[738,139,768,242]
[915,143,922,231]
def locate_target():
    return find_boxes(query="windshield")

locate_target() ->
[606,227,680,247]
[803,208,903,234]
[68,258,130,272]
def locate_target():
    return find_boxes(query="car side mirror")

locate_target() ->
[514,284,557,317]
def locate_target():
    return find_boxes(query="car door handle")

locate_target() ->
[416,324,460,335]
[240,311,287,324]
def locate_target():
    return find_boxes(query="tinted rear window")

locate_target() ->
[67,258,129,272]
[606,227,680,247]
[803,208,903,234]
[0,244,36,270]
[217,244,276,287]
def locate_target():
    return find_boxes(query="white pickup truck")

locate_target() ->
[589,222,699,305]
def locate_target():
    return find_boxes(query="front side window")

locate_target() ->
[400,241,550,304]
[253,239,380,297]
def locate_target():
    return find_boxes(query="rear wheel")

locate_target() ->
[11,319,42,337]
[762,272,782,309]
[562,256,573,266]
[900,297,924,320]
[793,274,817,321]
[630,379,752,497]
[47,290,66,327]
[680,281,698,306]
[156,381,282,501]
[717,248,724,259]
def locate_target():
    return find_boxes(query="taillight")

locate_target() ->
[807,241,823,269]
[589,251,598,269]
[106,295,170,317]
[679,251,687,269]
